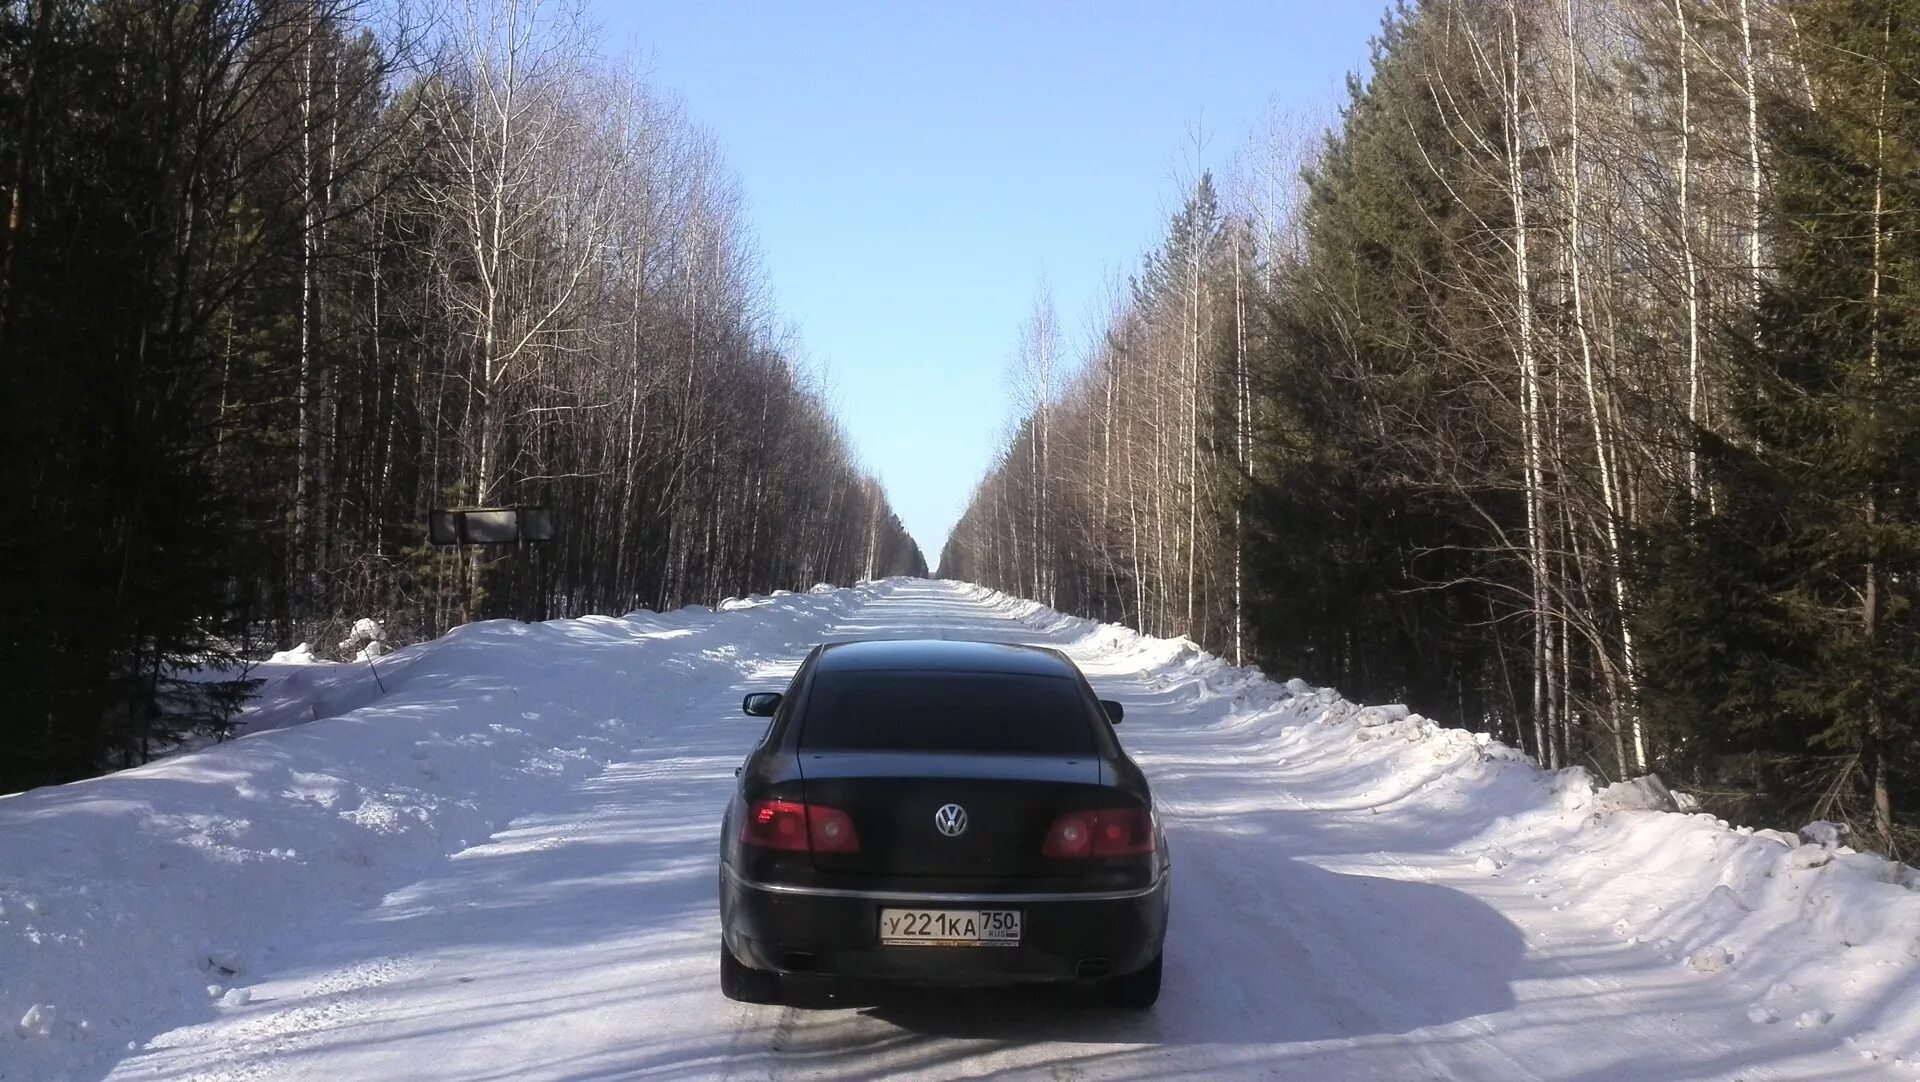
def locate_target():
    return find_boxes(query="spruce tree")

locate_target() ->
[1248,2,1524,738]
[1638,0,1920,850]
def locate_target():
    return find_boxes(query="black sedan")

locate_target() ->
[717,638,1170,1008]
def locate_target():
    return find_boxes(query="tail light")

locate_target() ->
[741,799,860,854]
[1043,809,1156,858]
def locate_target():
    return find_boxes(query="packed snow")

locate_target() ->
[2,579,1917,1080]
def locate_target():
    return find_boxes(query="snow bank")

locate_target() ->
[0,585,878,1080]
[264,644,318,666]
[10,577,1919,1078]
[953,579,1920,1066]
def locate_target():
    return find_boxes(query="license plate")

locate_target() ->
[879,908,1022,947]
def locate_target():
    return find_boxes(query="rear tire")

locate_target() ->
[1099,951,1162,1009]
[720,941,782,1004]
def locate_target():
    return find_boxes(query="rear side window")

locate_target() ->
[800,670,1097,755]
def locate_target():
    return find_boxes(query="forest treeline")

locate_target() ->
[0,0,924,792]
[943,0,1918,853]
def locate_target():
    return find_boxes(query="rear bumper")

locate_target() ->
[720,865,1169,985]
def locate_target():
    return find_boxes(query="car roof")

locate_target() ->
[815,638,1075,676]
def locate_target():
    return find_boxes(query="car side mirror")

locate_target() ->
[742,692,782,718]
[1100,699,1125,725]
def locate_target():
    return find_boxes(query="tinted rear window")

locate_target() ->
[799,670,1096,755]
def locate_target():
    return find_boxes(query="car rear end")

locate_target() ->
[719,645,1169,1005]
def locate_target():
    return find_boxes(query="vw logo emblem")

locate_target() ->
[933,803,969,837]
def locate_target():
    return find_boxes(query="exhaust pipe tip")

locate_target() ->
[1075,958,1113,979]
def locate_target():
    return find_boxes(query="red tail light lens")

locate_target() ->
[742,800,860,854]
[1043,809,1156,858]
[806,804,860,853]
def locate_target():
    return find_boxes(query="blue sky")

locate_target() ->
[598,1,1384,562]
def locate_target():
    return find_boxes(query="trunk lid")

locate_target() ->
[798,751,1107,877]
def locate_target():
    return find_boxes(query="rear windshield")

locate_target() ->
[799,670,1097,755]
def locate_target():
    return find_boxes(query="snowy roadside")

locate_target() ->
[986,581,1920,1069]
[4,578,1918,1080]
[0,584,880,1081]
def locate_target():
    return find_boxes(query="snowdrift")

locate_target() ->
[3,577,1917,1078]
[0,585,879,1080]
[974,580,1920,1068]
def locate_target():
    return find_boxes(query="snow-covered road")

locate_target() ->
[7,579,1919,1080]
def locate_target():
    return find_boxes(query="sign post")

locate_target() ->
[427,507,556,622]
[427,506,555,547]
